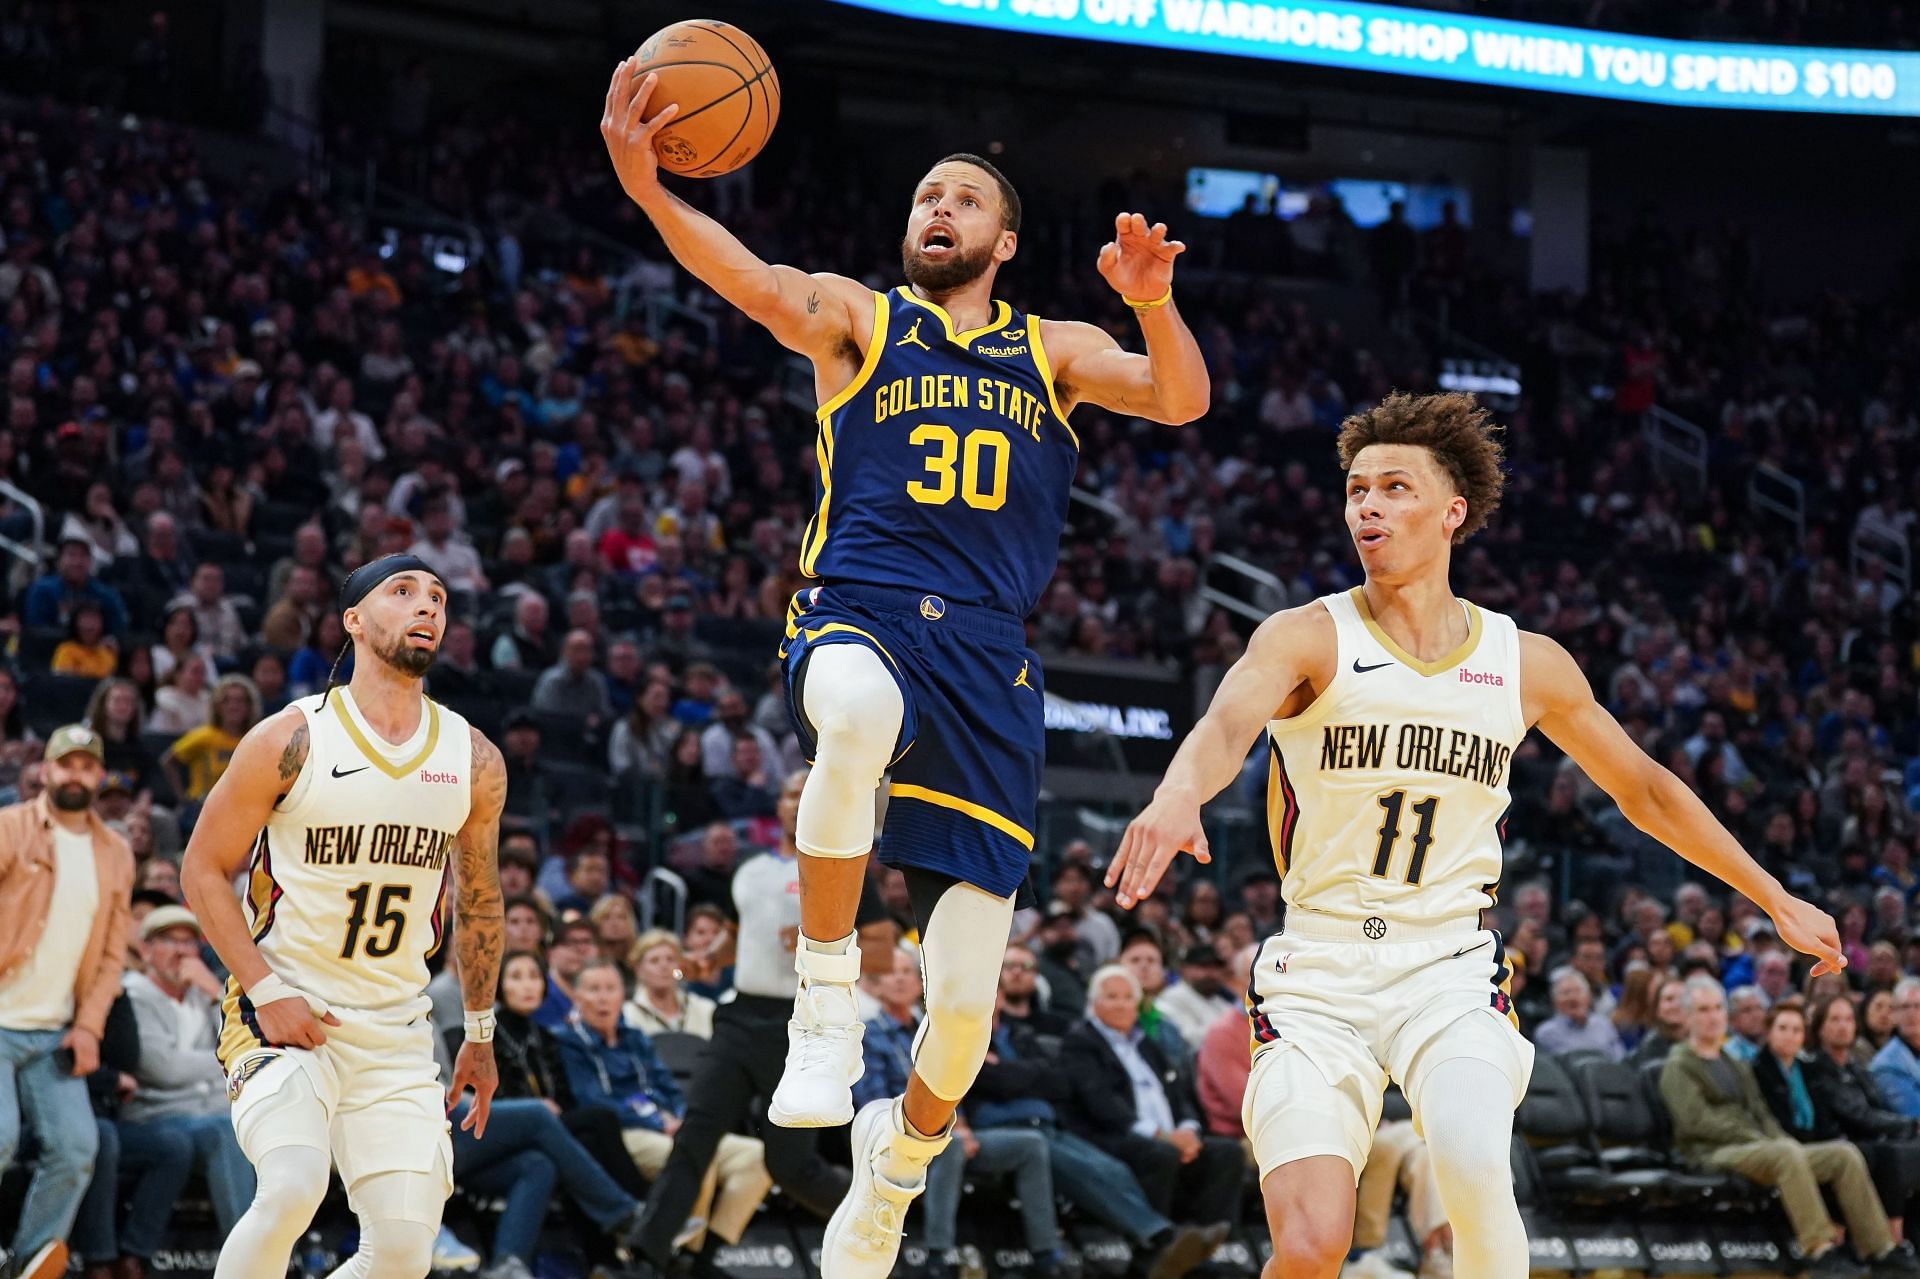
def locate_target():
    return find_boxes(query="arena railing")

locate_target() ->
[1852,522,1913,594]
[1642,405,1709,497]
[1748,463,1808,547]
[0,480,45,596]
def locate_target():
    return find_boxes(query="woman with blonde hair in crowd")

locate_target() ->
[1611,962,1658,1051]
[626,929,718,1039]
[589,894,642,994]
[161,674,259,820]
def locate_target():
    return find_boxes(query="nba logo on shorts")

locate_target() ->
[920,595,946,621]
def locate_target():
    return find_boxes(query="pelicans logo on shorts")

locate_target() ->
[228,1051,280,1102]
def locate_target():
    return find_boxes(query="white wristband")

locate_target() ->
[464,1009,496,1043]
[246,973,332,1018]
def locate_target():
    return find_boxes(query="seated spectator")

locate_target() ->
[1030,909,1088,1019]
[661,729,720,834]
[161,675,259,809]
[1662,978,1908,1275]
[557,961,772,1268]
[1629,974,1689,1068]
[1728,979,1766,1060]
[532,628,612,728]
[1353,1108,1452,1279]
[608,679,681,780]
[1809,996,1920,1239]
[1534,967,1626,1060]
[1156,944,1236,1051]
[0,667,36,792]
[407,499,487,596]
[997,942,1069,1035]
[626,930,717,1038]
[682,823,740,917]
[23,536,130,637]
[249,651,291,717]
[1118,929,1191,1066]
[51,601,118,679]
[497,839,542,907]
[499,711,553,831]
[1874,979,1920,1119]
[490,592,555,672]
[147,653,212,736]
[166,563,246,662]
[588,893,641,991]
[698,688,777,782]
[117,906,256,1266]
[1059,964,1245,1232]
[855,947,1067,1279]
[258,565,324,653]
[504,896,551,957]
[1864,991,1898,1061]
[287,613,350,698]
[535,917,600,1030]
[710,735,775,820]
[679,905,735,1000]
[551,847,613,919]
[1194,947,1261,1139]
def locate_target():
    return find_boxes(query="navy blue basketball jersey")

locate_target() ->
[799,287,1080,617]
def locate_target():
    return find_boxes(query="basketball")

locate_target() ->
[632,20,779,178]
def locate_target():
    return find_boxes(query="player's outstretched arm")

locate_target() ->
[599,59,868,362]
[1522,631,1843,974]
[1107,603,1333,908]
[180,707,341,1048]
[1040,213,1209,425]
[447,726,508,1137]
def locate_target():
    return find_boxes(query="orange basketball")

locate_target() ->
[632,20,779,178]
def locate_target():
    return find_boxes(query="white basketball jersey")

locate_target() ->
[220,689,472,1065]
[1266,588,1525,928]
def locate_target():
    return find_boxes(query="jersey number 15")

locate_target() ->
[341,883,410,959]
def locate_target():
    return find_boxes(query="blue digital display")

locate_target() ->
[827,0,1920,116]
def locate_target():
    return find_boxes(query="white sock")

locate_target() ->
[803,931,854,958]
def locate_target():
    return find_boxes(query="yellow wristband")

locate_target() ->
[1124,285,1174,311]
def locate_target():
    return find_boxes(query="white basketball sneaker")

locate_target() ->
[768,945,865,1128]
[821,1098,950,1279]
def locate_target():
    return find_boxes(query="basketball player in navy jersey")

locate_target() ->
[604,63,1209,1279]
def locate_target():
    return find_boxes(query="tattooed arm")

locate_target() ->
[446,725,507,1135]
[181,709,340,1048]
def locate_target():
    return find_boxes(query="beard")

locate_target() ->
[376,631,438,679]
[901,235,995,293]
[50,781,94,812]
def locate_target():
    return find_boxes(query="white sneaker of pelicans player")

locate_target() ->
[767,946,865,1128]
[821,1098,951,1279]
[433,1224,483,1272]
[1342,1250,1417,1279]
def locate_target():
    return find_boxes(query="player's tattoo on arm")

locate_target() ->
[806,291,821,314]
[277,722,308,782]
[453,728,508,1012]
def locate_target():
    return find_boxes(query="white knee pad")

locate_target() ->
[214,1144,332,1279]
[326,1218,437,1279]
[796,643,904,859]
[1416,1056,1528,1279]
[911,879,1015,1101]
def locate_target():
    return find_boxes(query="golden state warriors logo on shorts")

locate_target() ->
[228,1050,280,1102]
[920,595,946,621]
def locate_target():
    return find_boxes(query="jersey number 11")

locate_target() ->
[1370,791,1440,886]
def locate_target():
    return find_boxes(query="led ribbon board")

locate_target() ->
[827,0,1920,115]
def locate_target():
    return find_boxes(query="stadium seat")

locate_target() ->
[649,1030,709,1087]
[22,671,98,735]
[1573,1057,1730,1205]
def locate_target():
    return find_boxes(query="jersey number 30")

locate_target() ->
[342,883,410,959]
[1370,791,1440,886]
[907,425,1009,510]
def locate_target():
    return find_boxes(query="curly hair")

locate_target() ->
[1335,391,1506,543]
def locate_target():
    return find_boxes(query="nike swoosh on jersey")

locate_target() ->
[330,764,370,779]
[1453,938,1492,958]
[1352,659,1394,674]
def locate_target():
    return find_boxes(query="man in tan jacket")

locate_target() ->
[1660,976,1914,1277]
[0,725,134,1279]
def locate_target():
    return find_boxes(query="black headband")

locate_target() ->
[338,554,444,613]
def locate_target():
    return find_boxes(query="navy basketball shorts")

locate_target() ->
[781,583,1043,900]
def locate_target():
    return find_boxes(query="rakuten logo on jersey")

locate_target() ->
[419,769,460,785]
[1458,668,1505,686]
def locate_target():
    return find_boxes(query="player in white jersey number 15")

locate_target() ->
[1105,393,1845,1279]
[182,554,506,1279]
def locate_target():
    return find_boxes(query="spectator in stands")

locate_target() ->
[711,735,775,820]
[1866,992,1899,1061]
[679,906,734,1000]
[1031,909,1088,1020]
[1663,978,1908,1275]
[588,894,641,992]
[50,602,116,680]
[532,628,612,728]
[160,675,258,814]
[167,563,244,662]
[1237,866,1282,939]
[23,538,129,639]
[1630,974,1690,1068]
[146,653,212,737]
[1157,944,1237,1050]
[1727,985,1772,1063]
[996,942,1068,1035]
[1535,967,1626,1060]
[499,710,552,831]
[286,613,348,699]
[1051,859,1120,969]
[0,667,36,790]
[625,930,717,1039]
[609,679,682,781]
[661,729,720,834]
[1060,965,1244,1233]
[1808,997,1920,1241]
[116,905,254,1266]
[558,960,771,1268]
[120,515,192,622]
[535,917,599,1030]
[407,499,487,596]
[490,592,555,671]
[504,897,550,957]
[682,823,740,916]
[1568,935,1619,1020]
[698,688,777,782]
[551,847,612,919]
[1119,929,1190,1065]
[1875,980,1920,1120]
[855,946,1067,1279]
[0,725,134,1279]
[258,565,323,653]
[1352,1103,1451,1279]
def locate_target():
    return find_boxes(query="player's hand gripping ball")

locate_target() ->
[629,20,780,178]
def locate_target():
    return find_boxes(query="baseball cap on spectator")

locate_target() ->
[141,904,202,942]
[44,724,104,763]
[98,770,135,797]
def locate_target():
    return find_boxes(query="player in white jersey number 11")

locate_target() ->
[1105,393,1846,1279]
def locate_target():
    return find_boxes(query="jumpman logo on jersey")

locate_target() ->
[896,317,931,351]
[1013,660,1037,693]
